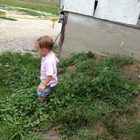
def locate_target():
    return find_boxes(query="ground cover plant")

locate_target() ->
[0,51,140,140]
[0,0,59,16]
[0,16,17,21]
[0,6,47,17]
[0,10,17,20]
[0,0,58,21]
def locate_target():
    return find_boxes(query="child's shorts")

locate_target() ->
[37,83,54,98]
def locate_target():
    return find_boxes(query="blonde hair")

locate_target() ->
[36,35,54,50]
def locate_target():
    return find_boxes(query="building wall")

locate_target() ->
[94,0,140,25]
[59,0,95,16]
[61,12,140,60]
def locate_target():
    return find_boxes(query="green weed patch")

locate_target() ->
[0,0,58,16]
[0,10,5,15]
[0,16,16,20]
[0,51,139,139]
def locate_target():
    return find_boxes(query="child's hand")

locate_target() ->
[38,84,45,92]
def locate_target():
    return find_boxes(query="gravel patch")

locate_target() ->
[0,18,61,54]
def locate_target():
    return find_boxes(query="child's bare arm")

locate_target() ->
[38,76,52,92]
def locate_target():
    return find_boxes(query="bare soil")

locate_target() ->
[39,130,61,140]
[0,9,61,54]
[122,60,140,83]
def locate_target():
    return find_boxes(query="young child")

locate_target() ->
[35,35,59,102]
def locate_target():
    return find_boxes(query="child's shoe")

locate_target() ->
[38,96,45,103]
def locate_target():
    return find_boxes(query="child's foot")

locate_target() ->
[38,96,45,103]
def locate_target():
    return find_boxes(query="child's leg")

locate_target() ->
[38,96,45,103]
[37,84,54,103]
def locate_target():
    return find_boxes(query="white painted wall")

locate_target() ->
[59,0,140,26]
[94,0,140,25]
[59,0,95,16]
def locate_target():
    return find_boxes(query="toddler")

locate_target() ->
[35,35,59,102]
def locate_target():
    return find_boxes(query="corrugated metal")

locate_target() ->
[94,0,140,25]
[59,0,95,16]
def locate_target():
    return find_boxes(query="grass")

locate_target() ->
[0,10,5,15]
[0,0,59,16]
[0,16,17,20]
[0,10,16,20]
[0,51,140,139]
[18,8,47,17]
[0,6,47,17]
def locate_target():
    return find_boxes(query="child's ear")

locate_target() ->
[43,48,47,51]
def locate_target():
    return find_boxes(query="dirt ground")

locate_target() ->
[123,60,140,110]
[0,9,61,54]
[122,60,140,83]
[39,130,61,140]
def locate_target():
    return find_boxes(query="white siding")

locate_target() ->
[94,0,140,25]
[59,0,95,16]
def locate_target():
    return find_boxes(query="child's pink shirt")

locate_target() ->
[40,52,59,87]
